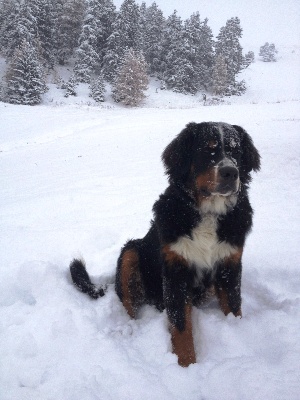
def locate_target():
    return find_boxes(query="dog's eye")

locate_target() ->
[230,148,241,159]
[204,147,217,156]
[208,140,218,149]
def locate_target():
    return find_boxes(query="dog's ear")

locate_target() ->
[233,125,261,175]
[162,122,197,184]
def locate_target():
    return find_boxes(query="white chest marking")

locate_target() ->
[170,215,237,271]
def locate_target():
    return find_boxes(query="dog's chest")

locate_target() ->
[170,214,236,270]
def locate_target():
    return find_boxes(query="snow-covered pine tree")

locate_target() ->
[215,17,244,94]
[0,0,19,54]
[118,0,142,50]
[195,16,214,90]
[50,0,63,63]
[112,48,148,106]
[142,2,165,76]
[243,51,255,68]
[139,2,147,53]
[5,38,48,105]
[160,10,186,92]
[89,74,105,102]
[1,0,56,67]
[56,0,85,65]
[4,0,38,59]
[182,12,214,93]
[212,54,227,96]
[64,74,77,97]
[74,41,99,83]
[74,1,100,83]
[259,42,277,62]
[34,0,56,68]
[103,0,141,82]
[93,0,116,68]
[102,29,121,82]
[0,81,5,102]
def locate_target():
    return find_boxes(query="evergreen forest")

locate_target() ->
[0,0,256,105]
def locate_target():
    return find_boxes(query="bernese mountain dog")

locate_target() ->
[70,121,260,367]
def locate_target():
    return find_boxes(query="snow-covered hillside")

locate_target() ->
[1,29,300,400]
[41,46,300,109]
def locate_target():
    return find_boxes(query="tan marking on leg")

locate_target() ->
[216,248,243,317]
[216,287,231,316]
[224,247,243,266]
[216,286,242,318]
[162,245,188,266]
[121,249,139,319]
[170,304,196,367]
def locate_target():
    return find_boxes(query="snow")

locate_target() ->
[1,22,300,400]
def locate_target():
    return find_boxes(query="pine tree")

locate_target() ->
[118,0,142,50]
[112,48,148,106]
[139,1,147,53]
[93,0,116,68]
[89,74,105,102]
[161,10,185,92]
[1,0,56,67]
[195,16,214,90]
[5,39,48,105]
[74,41,99,83]
[182,12,214,93]
[64,74,77,97]
[4,0,38,59]
[212,54,227,96]
[56,0,85,65]
[50,0,63,63]
[35,0,56,68]
[142,2,165,76]
[243,51,255,68]
[0,0,19,54]
[259,42,277,62]
[74,1,100,83]
[0,81,5,102]
[160,11,215,94]
[103,0,141,82]
[215,17,244,92]
[102,29,121,82]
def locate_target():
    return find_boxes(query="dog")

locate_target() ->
[70,121,260,367]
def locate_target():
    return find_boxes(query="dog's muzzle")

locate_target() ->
[213,159,240,196]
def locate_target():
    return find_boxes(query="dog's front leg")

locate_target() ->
[169,301,196,367]
[163,249,196,367]
[215,249,243,317]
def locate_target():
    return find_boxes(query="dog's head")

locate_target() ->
[162,122,260,199]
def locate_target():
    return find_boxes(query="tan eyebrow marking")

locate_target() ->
[208,140,218,149]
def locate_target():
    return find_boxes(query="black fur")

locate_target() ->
[70,259,106,299]
[69,121,260,366]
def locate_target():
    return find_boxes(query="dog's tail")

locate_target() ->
[69,259,107,299]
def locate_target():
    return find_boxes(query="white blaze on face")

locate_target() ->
[212,124,240,194]
[218,124,225,153]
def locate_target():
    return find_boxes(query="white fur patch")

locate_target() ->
[200,194,238,215]
[170,214,237,273]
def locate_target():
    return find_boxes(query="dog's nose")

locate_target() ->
[219,166,238,181]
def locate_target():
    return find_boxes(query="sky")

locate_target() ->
[114,0,300,50]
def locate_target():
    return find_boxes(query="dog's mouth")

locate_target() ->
[199,184,240,197]
[199,187,213,197]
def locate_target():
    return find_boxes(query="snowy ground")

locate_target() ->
[1,47,300,399]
